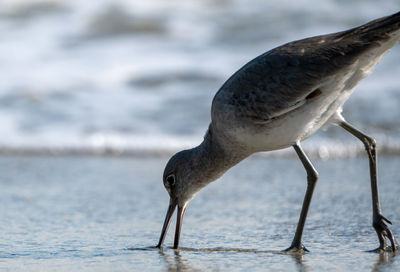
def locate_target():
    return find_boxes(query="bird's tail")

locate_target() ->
[338,11,400,43]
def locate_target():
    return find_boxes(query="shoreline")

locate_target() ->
[0,143,400,159]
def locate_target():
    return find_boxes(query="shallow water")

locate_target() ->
[0,154,399,271]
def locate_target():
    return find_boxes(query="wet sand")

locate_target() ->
[0,154,399,271]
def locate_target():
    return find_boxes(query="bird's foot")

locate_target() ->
[372,214,399,252]
[283,243,309,254]
[369,246,399,254]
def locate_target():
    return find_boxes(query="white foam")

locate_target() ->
[0,0,399,157]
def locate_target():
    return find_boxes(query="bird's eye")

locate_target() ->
[166,174,176,186]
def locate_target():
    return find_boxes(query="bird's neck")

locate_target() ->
[192,126,249,184]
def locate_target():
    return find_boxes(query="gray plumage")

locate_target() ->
[157,11,400,252]
[213,11,400,124]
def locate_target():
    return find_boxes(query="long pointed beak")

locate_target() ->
[173,202,188,249]
[156,199,177,248]
[156,199,188,249]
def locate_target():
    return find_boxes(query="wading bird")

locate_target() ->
[156,12,400,252]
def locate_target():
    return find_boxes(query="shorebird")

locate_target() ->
[156,12,400,252]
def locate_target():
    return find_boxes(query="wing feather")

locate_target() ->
[212,11,400,123]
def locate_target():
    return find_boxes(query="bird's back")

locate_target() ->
[210,11,400,152]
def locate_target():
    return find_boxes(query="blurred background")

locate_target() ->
[0,0,399,157]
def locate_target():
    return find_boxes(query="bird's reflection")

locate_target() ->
[286,251,309,272]
[371,251,397,272]
[158,248,199,272]
[157,246,311,272]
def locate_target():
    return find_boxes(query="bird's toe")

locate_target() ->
[283,243,309,254]
[373,214,399,252]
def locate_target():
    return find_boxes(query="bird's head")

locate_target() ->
[155,131,241,249]
[156,149,202,249]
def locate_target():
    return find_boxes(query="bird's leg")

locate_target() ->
[339,121,398,252]
[285,142,319,253]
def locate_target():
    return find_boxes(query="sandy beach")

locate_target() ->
[0,154,399,271]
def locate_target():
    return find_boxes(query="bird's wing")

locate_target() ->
[213,11,400,123]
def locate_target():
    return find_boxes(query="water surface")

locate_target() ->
[0,155,399,271]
